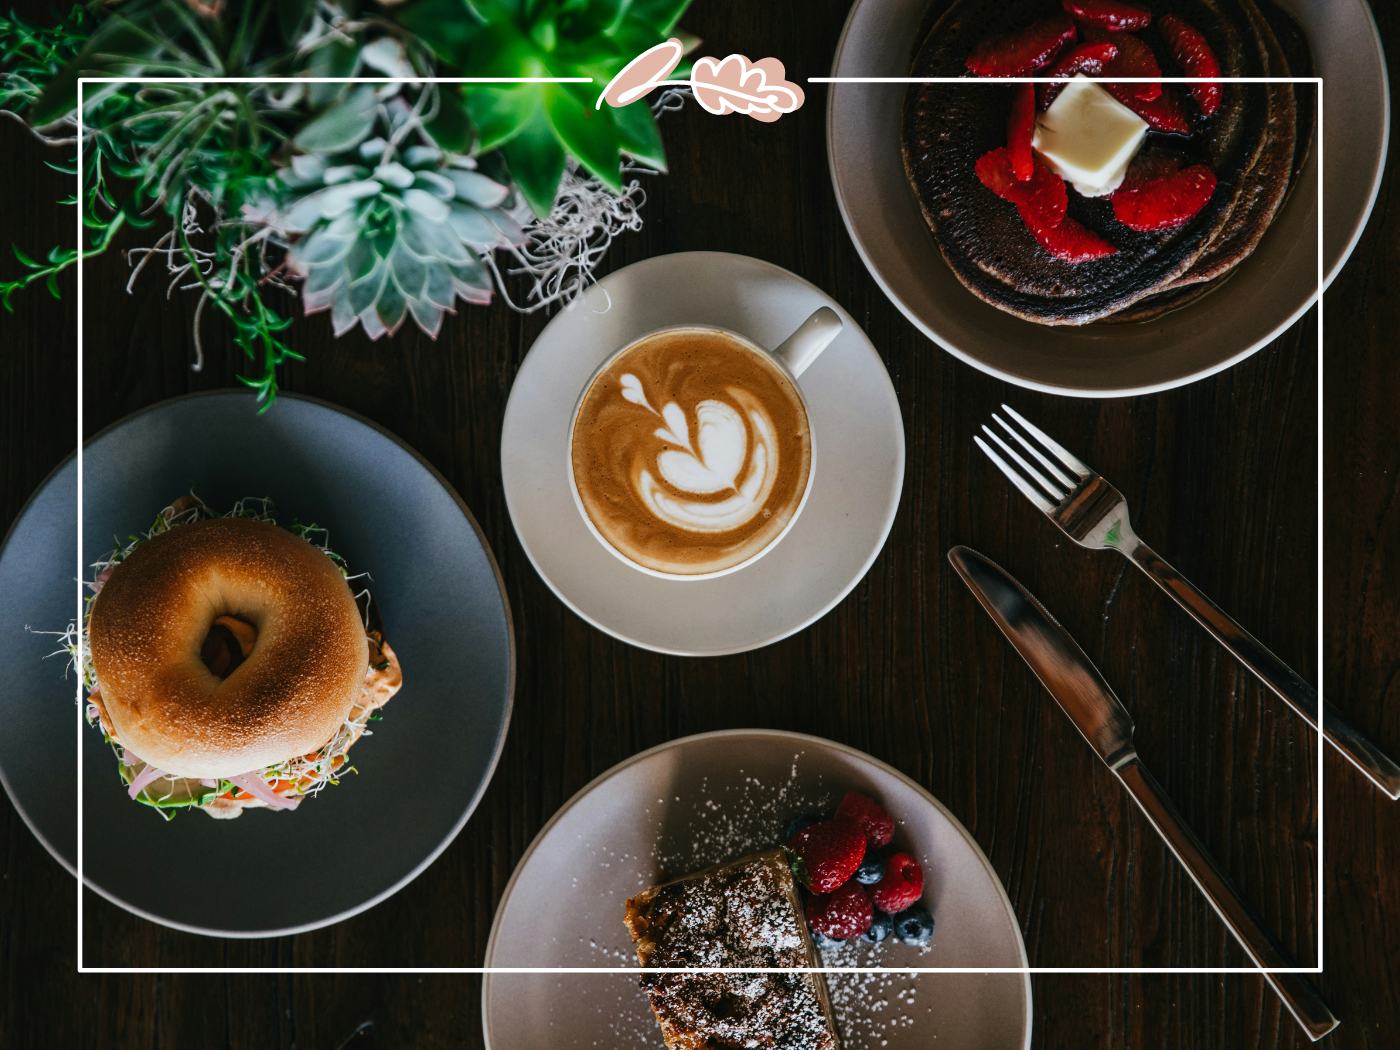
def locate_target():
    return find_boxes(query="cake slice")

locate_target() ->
[623,847,840,1050]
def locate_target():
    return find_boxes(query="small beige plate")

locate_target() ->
[482,730,1032,1050]
[827,0,1388,395]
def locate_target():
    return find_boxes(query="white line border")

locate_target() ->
[75,75,1324,978]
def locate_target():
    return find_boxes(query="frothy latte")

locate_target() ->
[571,328,813,577]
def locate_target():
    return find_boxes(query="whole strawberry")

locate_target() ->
[871,852,925,915]
[806,881,874,940]
[788,819,866,893]
[834,791,895,848]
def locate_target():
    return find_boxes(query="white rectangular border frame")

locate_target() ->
[75,74,1324,978]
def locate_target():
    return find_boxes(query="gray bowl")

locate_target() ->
[827,0,1388,395]
[0,391,514,937]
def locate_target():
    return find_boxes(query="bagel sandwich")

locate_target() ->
[71,493,402,820]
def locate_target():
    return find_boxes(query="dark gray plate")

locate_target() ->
[0,391,514,937]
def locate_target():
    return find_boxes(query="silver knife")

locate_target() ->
[948,545,1338,1042]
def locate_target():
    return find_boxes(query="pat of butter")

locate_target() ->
[1032,76,1148,197]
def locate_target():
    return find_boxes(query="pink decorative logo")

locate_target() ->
[597,39,804,122]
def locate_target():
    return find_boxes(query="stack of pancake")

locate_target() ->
[901,0,1313,325]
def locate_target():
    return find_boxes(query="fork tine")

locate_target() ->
[992,413,1076,490]
[975,436,1056,514]
[981,426,1067,503]
[1000,404,1092,479]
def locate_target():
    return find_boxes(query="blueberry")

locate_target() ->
[811,931,846,950]
[854,845,885,885]
[892,904,934,947]
[864,909,892,943]
[783,810,826,841]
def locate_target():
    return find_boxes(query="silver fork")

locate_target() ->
[976,404,1400,800]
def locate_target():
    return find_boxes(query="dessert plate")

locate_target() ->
[482,730,1032,1050]
[828,0,1387,395]
[501,251,905,655]
[0,391,514,937]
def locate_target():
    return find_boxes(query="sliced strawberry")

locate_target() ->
[788,819,868,893]
[1111,163,1217,231]
[1061,0,1151,32]
[1158,14,1222,118]
[976,149,1069,227]
[1007,83,1036,180]
[1091,28,1161,101]
[1023,209,1118,262]
[1119,153,1181,192]
[1123,88,1191,133]
[834,791,896,847]
[967,15,1077,77]
[870,852,925,915]
[806,882,874,940]
[1038,39,1118,109]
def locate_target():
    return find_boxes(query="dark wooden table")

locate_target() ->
[2,1,1396,1047]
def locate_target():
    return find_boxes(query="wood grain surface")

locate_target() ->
[1,0,1395,1047]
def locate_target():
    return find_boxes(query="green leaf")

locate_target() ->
[12,246,38,269]
[1105,520,1122,546]
[295,85,380,154]
[611,100,666,170]
[500,110,567,218]
[46,272,61,298]
[543,84,622,194]
[464,83,543,152]
[28,15,153,128]
[277,0,315,44]
[397,0,485,64]
[621,0,693,37]
[424,86,474,153]
[465,0,523,22]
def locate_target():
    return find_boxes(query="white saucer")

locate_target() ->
[501,252,905,655]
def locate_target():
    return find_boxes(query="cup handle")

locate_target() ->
[771,307,843,378]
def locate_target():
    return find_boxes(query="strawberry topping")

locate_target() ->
[1119,153,1182,191]
[1111,163,1217,231]
[806,881,874,940]
[1092,29,1162,101]
[967,15,1077,77]
[1158,14,1222,118]
[870,852,925,915]
[1007,83,1036,180]
[834,791,896,847]
[1061,0,1152,32]
[1038,40,1119,109]
[976,149,1069,228]
[1023,210,1118,262]
[788,819,868,893]
[1122,88,1191,133]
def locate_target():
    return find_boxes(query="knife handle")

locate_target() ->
[1113,757,1338,1041]
[1123,539,1400,799]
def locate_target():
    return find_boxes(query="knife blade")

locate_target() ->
[948,545,1338,1042]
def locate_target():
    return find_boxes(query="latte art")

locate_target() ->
[571,329,812,576]
[621,374,780,534]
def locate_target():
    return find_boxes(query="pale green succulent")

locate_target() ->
[264,87,525,340]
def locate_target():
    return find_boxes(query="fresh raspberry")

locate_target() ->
[975,149,1068,228]
[1158,14,1222,118]
[834,791,896,847]
[870,852,925,914]
[788,819,868,893]
[1122,89,1191,133]
[1023,211,1118,263]
[966,15,1077,78]
[806,881,874,940]
[1006,83,1036,180]
[1061,0,1151,32]
[1038,40,1118,109]
[1111,163,1217,231]
[1090,29,1161,102]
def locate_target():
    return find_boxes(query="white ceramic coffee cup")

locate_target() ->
[567,307,844,581]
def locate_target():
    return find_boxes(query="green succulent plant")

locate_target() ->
[263,85,525,340]
[397,0,694,218]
